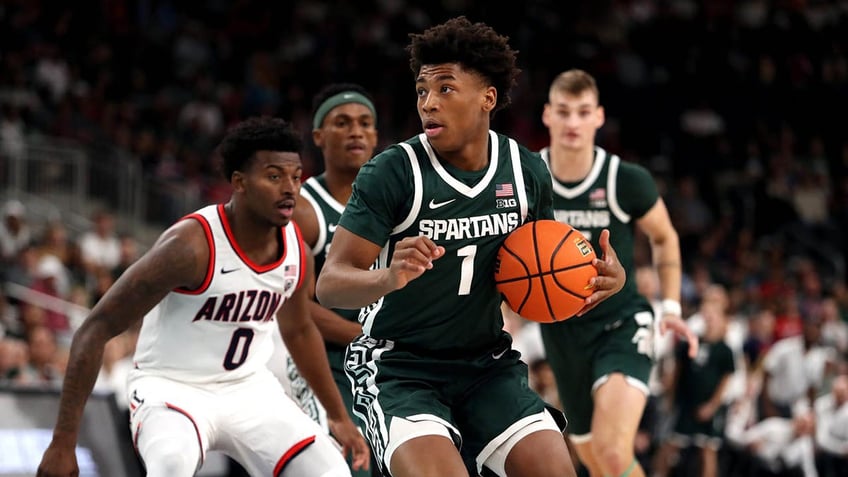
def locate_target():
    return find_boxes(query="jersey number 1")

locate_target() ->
[456,245,476,296]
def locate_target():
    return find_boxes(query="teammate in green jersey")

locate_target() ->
[538,69,699,477]
[288,82,379,476]
[316,18,625,477]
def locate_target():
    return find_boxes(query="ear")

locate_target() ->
[482,86,497,113]
[312,129,324,148]
[596,105,606,129]
[231,170,246,193]
[542,103,552,128]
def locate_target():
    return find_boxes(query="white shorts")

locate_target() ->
[127,368,345,475]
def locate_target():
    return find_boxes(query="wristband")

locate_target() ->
[661,299,682,317]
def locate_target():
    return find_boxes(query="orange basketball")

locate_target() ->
[495,220,598,323]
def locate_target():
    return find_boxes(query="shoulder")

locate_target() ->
[356,139,418,184]
[608,152,654,183]
[157,216,211,255]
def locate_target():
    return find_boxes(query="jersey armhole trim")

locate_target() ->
[174,213,215,295]
[607,154,631,223]
[292,221,307,291]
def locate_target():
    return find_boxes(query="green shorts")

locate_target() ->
[540,305,655,436]
[345,333,565,475]
[670,404,727,450]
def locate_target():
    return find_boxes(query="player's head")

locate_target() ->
[542,69,605,152]
[311,83,378,174]
[407,17,520,151]
[218,116,303,226]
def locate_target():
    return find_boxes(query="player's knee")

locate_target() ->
[142,438,199,477]
[592,442,637,477]
[279,434,351,477]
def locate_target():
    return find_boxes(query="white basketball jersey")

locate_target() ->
[132,204,305,384]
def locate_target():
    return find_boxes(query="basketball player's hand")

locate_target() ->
[329,417,371,471]
[386,236,445,290]
[660,313,699,358]
[37,442,78,477]
[577,229,625,316]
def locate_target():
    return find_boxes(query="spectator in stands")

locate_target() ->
[35,221,74,267]
[760,313,837,419]
[0,199,31,264]
[653,302,735,477]
[814,374,848,477]
[28,255,71,336]
[820,297,848,355]
[111,234,140,280]
[734,412,817,477]
[0,337,28,384]
[20,325,62,386]
[743,308,777,372]
[77,210,121,275]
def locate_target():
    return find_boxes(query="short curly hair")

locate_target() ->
[217,116,302,180]
[407,16,521,116]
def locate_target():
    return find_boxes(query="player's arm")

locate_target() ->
[316,227,444,309]
[276,251,370,469]
[38,220,208,477]
[293,199,363,345]
[637,197,698,357]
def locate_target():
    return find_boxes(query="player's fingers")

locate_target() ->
[597,229,617,260]
[352,440,370,470]
[398,235,441,256]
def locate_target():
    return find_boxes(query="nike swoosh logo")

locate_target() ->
[221,267,240,274]
[328,223,338,233]
[428,198,456,209]
[492,349,507,360]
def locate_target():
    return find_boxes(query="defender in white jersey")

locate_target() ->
[38,117,369,477]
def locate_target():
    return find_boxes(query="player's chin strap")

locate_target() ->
[605,458,637,477]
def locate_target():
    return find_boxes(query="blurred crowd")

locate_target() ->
[2,0,848,476]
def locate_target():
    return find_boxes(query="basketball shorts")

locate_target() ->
[345,335,565,476]
[540,305,655,435]
[127,368,347,475]
[670,404,728,450]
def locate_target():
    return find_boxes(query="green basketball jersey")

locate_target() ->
[540,146,658,322]
[340,131,554,353]
[301,175,359,324]
[301,175,361,356]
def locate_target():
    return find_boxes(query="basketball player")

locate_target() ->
[277,82,381,476]
[315,17,626,477]
[538,69,699,477]
[37,117,369,477]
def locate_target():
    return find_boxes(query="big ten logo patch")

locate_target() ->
[575,238,593,257]
[496,198,517,209]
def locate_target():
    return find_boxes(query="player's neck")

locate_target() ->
[548,144,594,182]
[223,202,279,257]
[323,168,357,204]
[433,132,490,171]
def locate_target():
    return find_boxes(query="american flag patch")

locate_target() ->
[284,265,298,277]
[495,183,514,197]
[589,188,606,201]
